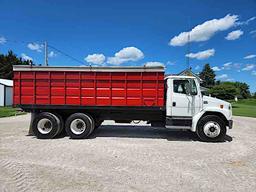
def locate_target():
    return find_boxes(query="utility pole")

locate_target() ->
[186,32,190,70]
[186,17,191,71]
[44,41,48,66]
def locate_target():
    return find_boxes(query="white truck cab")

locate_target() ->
[165,75,233,142]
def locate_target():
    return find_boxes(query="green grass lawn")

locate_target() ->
[0,107,26,118]
[231,99,256,118]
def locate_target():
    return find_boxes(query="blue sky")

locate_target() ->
[0,0,256,91]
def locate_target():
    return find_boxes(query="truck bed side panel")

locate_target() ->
[13,70,164,107]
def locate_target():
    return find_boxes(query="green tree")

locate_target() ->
[220,82,250,99]
[215,80,221,85]
[199,64,216,88]
[0,51,32,80]
[234,82,250,99]
[209,83,239,100]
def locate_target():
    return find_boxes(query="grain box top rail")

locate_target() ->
[13,65,165,72]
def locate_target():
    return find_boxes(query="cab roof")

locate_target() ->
[164,75,196,80]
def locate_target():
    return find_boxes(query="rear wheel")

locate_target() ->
[32,112,60,139]
[65,113,94,139]
[52,113,64,137]
[196,115,226,142]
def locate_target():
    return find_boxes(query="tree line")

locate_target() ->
[0,51,33,80]
[199,64,255,100]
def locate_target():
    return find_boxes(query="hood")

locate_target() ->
[203,96,231,108]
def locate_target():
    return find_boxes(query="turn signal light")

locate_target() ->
[220,104,224,109]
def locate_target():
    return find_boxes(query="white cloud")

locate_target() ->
[0,36,7,44]
[144,62,165,67]
[166,61,176,66]
[107,47,144,65]
[169,14,238,46]
[233,63,241,69]
[252,71,256,76]
[222,62,241,70]
[223,62,232,67]
[250,30,256,38]
[85,53,105,65]
[48,51,57,58]
[195,65,200,70]
[236,16,256,25]
[223,62,232,69]
[246,16,256,23]
[216,73,234,81]
[212,66,222,71]
[225,30,243,40]
[242,64,255,71]
[185,49,215,60]
[216,74,228,80]
[244,54,256,59]
[21,53,33,61]
[27,43,43,52]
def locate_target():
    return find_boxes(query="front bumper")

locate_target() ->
[228,120,233,129]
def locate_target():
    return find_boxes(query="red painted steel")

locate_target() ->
[13,70,164,107]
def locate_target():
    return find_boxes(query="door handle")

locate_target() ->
[172,102,176,107]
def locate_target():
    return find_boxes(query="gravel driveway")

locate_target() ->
[0,114,256,192]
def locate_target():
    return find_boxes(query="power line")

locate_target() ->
[3,39,43,45]
[48,44,88,66]
[2,38,88,66]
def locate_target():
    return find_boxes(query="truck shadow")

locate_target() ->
[89,125,233,142]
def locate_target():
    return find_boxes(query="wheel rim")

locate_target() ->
[37,118,53,134]
[70,119,86,135]
[203,121,221,138]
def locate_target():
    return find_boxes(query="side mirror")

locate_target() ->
[185,83,191,95]
[186,79,198,96]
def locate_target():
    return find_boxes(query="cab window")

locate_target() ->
[173,79,198,95]
[173,80,189,94]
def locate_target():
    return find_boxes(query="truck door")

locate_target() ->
[166,78,201,117]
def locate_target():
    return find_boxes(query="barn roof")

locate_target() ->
[178,68,203,82]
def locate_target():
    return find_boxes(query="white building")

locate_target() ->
[0,79,13,106]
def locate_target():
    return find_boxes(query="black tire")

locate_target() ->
[32,112,60,139]
[196,115,227,142]
[65,113,94,139]
[51,113,64,136]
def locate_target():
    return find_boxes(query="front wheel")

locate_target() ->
[196,115,226,142]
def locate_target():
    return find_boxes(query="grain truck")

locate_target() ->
[13,65,233,142]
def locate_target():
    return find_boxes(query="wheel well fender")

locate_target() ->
[192,111,229,132]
